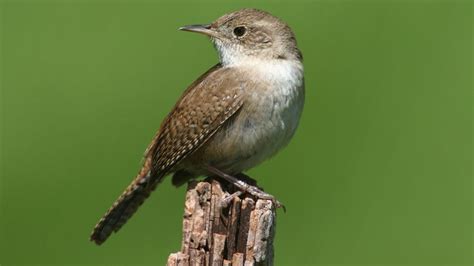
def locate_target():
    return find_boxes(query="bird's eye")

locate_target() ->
[233,26,246,37]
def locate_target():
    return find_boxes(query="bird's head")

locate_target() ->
[180,8,302,66]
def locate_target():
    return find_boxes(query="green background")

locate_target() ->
[1,0,472,265]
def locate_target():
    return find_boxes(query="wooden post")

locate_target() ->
[167,178,276,266]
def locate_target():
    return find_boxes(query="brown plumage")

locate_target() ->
[90,8,305,245]
[90,64,244,244]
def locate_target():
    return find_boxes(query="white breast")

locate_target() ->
[217,58,305,173]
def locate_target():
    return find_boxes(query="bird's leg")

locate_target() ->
[206,165,285,211]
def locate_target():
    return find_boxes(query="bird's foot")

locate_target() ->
[207,165,286,212]
[243,184,286,212]
[222,191,243,207]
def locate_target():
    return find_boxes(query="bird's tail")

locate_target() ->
[90,158,161,245]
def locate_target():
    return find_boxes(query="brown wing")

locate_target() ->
[147,66,245,176]
[90,64,244,244]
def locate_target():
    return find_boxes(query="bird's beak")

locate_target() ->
[179,24,220,39]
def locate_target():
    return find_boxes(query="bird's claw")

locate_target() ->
[243,185,286,212]
[221,191,243,208]
[272,198,286,212]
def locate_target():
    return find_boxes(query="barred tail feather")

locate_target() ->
[90,159,162,245]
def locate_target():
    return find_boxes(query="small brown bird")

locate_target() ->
[90,8,304,245]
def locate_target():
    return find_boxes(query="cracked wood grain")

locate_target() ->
[167,178,276,266]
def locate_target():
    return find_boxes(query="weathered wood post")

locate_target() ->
[167,178,276,266]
